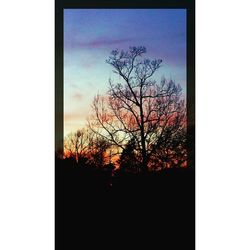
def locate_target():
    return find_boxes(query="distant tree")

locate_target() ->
[89,46,186,171]
[119,138,139,173]
[64,128,112,167]
[64,129,87,163]
[88,136,111,168]
[150,120,187,169]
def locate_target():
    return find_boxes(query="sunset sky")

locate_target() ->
[64,9,186,136]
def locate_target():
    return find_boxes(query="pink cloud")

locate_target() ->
[72,93,83,101]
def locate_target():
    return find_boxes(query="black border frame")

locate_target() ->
[55,1,195,249]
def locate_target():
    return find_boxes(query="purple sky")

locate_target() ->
[64,9,186,136]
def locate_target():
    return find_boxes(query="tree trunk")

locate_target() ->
[141,145,148,172]
[139,97,148,172]
[140,118,148,172]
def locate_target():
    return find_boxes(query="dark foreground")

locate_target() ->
[56,158,195,249]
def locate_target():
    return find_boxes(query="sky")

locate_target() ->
[64,9,186,136]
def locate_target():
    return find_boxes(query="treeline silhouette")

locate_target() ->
[56,156,194,249]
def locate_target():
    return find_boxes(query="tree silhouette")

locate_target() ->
[64,129,87,163]
[89,46,186,171]
[64,128,112,168]
[88,136,111,168]
[150,124,187,169]
[119,138,139,173]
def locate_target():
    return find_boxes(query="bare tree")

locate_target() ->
[64,129,88,162]
[150,121,187,169]
[88,136,111,167]
[64,128,113,167]
[89,46,186,171]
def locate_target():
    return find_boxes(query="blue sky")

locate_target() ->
[64,9,186,135]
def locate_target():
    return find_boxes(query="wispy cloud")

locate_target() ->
[65,37,133,50]
[72,93,83,101]
[70,83,80,89]
[64,113,85,123]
